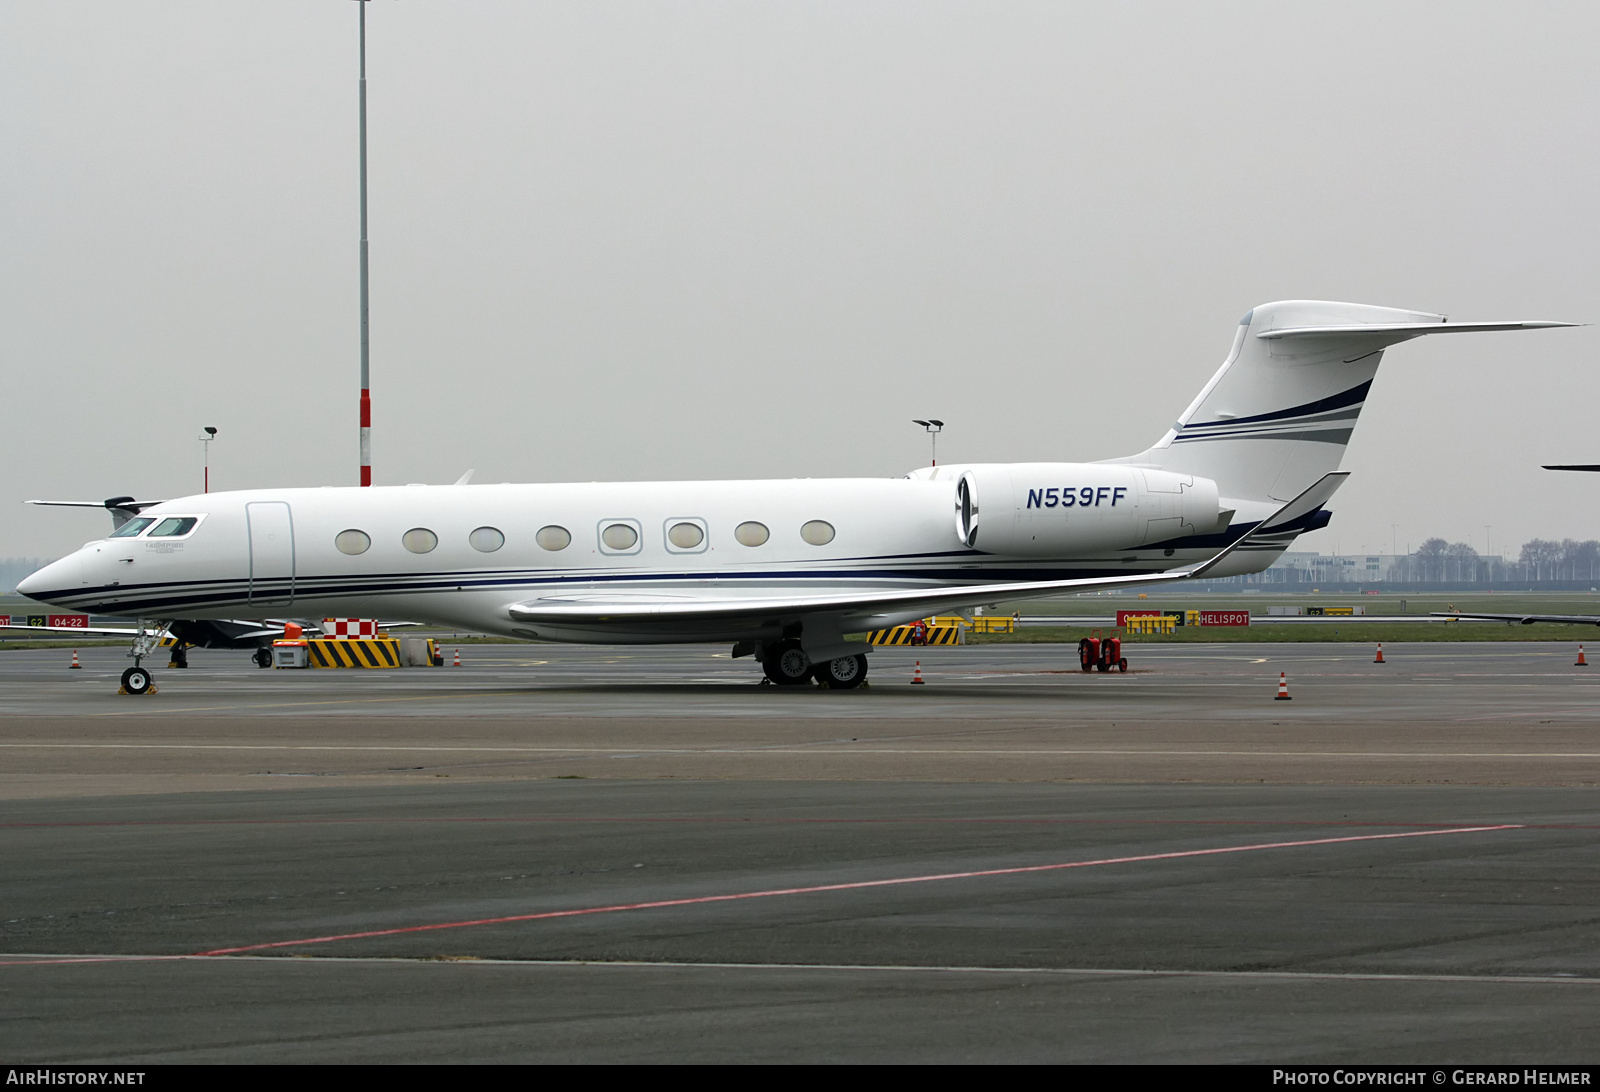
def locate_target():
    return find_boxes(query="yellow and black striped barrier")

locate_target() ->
[866,625,963,646]
[308,637,402,668]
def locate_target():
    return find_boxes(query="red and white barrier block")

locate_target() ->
[321,618,381,639]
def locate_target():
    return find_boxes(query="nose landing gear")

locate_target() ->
[117,619,167,695]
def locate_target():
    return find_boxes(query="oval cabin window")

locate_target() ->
[469,526,504,553]
[536,525,571,551]
[800,520,835,546]
[735,521,769,547]
[667,522,704,549]
[402,528,438,554]
[335,529,371,555]
[601,523,638,551]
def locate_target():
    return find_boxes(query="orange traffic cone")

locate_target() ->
[453,648,462,667]
[1274,671,1292,700]
[911,661,925,685]
[1578,645,1589,667]
[1374,643,1386,664]
[69,649,82,669]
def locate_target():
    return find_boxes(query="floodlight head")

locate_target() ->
[929,419,944,428]
[204,427,218,436]
[912,419,929,427]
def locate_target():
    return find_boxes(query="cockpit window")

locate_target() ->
[148,517,199,538]
[110,518,155,538]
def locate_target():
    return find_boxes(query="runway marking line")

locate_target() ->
[1,954,1595,987]
[182,824,1519,957]
[0,816,1587,831]
[1,743,1597,758]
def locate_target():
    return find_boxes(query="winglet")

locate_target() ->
[1181,472,1349,581]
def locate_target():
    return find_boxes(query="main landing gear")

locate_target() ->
[253,646,273,669]
[759,639,870,690]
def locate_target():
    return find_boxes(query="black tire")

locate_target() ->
[814,653,869,690]
[121,667,152,695]
[1118,658,1128,673]
[253,647,273,669]
[762,641,813,686]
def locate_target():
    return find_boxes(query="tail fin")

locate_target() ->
[1110,300,1572,507]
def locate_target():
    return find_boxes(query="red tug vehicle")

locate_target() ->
[1077,635,1128,673]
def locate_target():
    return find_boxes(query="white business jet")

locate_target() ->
[20,301,1572,694]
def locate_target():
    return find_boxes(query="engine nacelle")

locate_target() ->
[953,463,1224,556]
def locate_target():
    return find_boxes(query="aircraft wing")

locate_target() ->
[508,474,1348,628]
[0,623,157,637]
[1432,612,1600,626]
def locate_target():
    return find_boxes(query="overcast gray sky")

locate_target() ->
[3,1,1595,562]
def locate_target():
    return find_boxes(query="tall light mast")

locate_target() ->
[913,419,944,466]
[357,0,372,486]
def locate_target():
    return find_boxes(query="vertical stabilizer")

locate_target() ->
[1110,301,1440,504]
[1109,301,1571,509]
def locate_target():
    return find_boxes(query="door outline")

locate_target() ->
[246,502,296,605]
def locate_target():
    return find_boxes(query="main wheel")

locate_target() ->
[761,641,813,686]
[120,666,152,695]
[253,647,273,669]
[814,653,869,690]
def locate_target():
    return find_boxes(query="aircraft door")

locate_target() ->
[246,502,295,606]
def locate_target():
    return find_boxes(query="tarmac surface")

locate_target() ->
[2,642,1598,1063]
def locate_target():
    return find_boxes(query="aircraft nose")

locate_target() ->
[16,554,81,604]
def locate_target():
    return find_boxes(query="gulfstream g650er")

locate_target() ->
[20,300,1572,692]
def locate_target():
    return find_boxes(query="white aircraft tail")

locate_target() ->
[1108,300,1572,509]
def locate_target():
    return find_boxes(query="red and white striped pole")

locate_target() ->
[357,0,372,487]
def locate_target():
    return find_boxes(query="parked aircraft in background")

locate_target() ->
[1432,465,1600,627]
[20,300,1573,693]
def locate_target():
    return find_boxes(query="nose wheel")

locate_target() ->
[119,666,154,695]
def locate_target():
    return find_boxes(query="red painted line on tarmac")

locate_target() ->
[195,824,1521,957]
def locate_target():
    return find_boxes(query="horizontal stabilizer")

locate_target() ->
[1258,320,1576,341]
